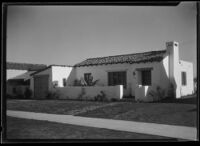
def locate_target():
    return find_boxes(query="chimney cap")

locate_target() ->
[166,41,179,46]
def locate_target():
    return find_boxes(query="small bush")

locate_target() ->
[147,86,166,102]
[110,98,118,102]
[15,94,25,99]
[167,83,175,99]
[46,91,60,99]
[73,76,99,86]
[94,91,108,102]
[6,94,15,99]
[78,88,86,100]
[24,88,32,99]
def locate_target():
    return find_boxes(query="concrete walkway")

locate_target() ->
[7,110,197,141]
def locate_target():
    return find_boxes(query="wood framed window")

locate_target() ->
[141,70,151,86]
[108,71,127,88]
[84,73,92,85]
[181,72,187,86]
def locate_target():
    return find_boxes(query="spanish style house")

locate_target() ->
[7,41,194,101]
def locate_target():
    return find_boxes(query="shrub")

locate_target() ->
[94,91,108,102]
[15,94,25,99]
[78,88,86,100]
[12,88,25,99]
[46,91,60,99]
[73,76,99,86]
[167,83,175,99]
[147,86,165,102]
[6,94,15,99]
[24,88,32,99]
[110,98,118,102]
[74,79,82,86]
[86,75,99,86]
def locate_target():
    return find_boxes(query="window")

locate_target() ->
[63,78,67,87]
[141,70,151,86]
[181,72,187,86]
[84,73,92,85]
[108,71,126,88]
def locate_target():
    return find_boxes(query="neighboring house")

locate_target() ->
[6,62,47,97]
[29,65,75,99]
[28,41,194,101]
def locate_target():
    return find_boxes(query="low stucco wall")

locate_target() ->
[55,85,123,100]
[135,84,167,102]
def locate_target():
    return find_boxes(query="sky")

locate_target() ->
[7,2,197,77]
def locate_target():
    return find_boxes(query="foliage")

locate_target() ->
[46,90,60,99]
[167,83,175,99]
[78,88,86,101]
[73,79,82,86]
[86,75,99,86]
[147,86,165,101]
[11,87,25,99]
[94,91,108,102]
[24,88,32,99]
[110,98,118,102]
[6,94,15,99]
[73,75,99,86]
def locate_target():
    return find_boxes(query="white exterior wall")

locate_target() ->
[159,55,171,91]
[133,61,171,101]
[52,66,75,87]
[7,69,27,80]
[166,41,180,98]
[75,62,164,97]
[30,66,75,96]
[55,85,123,100]
[75,64,131,96]
[166,41,194,98]
[179,60,194,96]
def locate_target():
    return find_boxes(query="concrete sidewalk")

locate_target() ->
[7,110,197,140]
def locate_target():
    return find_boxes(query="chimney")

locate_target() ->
[166,41,181,98]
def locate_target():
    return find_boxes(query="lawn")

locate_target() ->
[7,96,197,127]
[6,116,174,140]
[7,99,109,115]
[77,97,197,127]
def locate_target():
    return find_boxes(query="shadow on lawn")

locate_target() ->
[157,95,197,105]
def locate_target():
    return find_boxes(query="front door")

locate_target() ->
[34,75,49,99]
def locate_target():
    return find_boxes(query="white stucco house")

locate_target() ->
[27,41,194,101]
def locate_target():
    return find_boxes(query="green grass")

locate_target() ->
[6,116,174,140]
[7,96,197,127]
[77,101,197,127]
[7,99,108,115]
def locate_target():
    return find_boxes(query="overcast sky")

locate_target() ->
[7,2,197,77]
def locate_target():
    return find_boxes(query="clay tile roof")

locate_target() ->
[74,50,166,67]
[7,62,47,71]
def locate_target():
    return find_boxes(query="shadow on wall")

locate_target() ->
[135,55,177,102]
[65,67,76,86]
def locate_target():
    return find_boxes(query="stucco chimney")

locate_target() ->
[166,41,181,98]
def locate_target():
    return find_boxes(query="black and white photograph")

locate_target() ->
[2,1,198,142]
